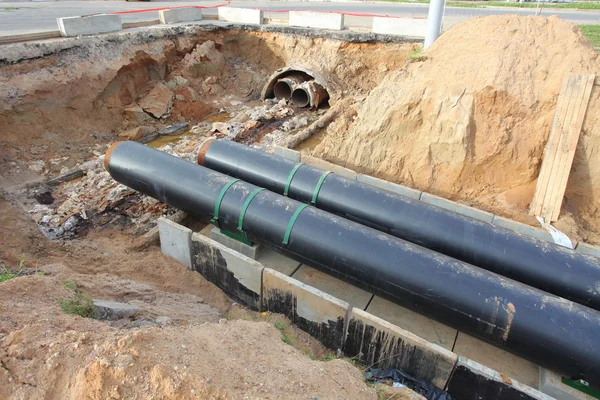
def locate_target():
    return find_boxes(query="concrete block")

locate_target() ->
[273,145,301,162]
[365,296,456,351]
[262,268,348,350]
[447,357,554,400]
[218,7,263,25]
[302,155,357,180]
[357,174,422,200]
[291,265,373,310]
[345,308,457,389]
[289,11,344,31]
[420,192,495,223]
[210,227,263,260]
[191,232,263,310]
[492,215,554,243]
[539,368,595,400]
[576,242,600,260]
[57,14,122,37]
[453,332,540,388]
[372,17,427,37]
[256,248,301,276]
[93,300,141,321]
[158,217,192,269]
[158,7,203,24]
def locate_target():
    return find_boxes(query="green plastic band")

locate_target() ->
[283,163,304,196]
[211,178,240,228]
[311,171,332,205]
[282,204,309,245]
[237,188,265,233]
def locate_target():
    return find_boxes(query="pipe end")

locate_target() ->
[198,138,216,165]
[104,141,123,172]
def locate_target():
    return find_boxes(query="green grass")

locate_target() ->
[60,279,97,318]
[273,321,296,345]
[382,0,600,10]
[408,47,428,62]
[64,279,78,291]
[0,255,26,283]
[580,24,600,47]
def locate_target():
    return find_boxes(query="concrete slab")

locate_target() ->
[366,296,456,351]
[357,174,422,200]
[158,7,203,24]
[273,145,301,162]
[492,215,554,243]
[420,192,495,223]
[218,7,263,25]
[210,227,263,260]
[262,268,348,350]
[289,11,344,31]
[191,232,263,310]
[372,17,427,37]
[291,265,373,310]
[57,14,121,37]
[256,248,300,276]
[447,357,553,400]
[453,332,540,388]
[158,217,192,269]
[576,242,600,260]
[302,155,357,180]
[539,368,595,400]
[345,308,457,389]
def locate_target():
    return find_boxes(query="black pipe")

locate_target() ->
[106,141,600,388]
[197,139,600,312]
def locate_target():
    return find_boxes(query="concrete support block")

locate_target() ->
[345,308,457,389]
[420,192,495,223]
[302,155,357,180]
[158,217,192,269]
[159,8,203,24]
[291,265,373,310]
[262,268,348,350]
[289,11,344,31]
[210,227,263,260]
[57,14,122,37]
[492,215,554,243]
[191,232,263,310]
[256,248,301,276]
[447,357,554,400]
[576,242,600,260]
[273,145,301,162]
[539,368,595,400]
[453,332,540,388]
[372,17,427,37]
[218,7,263,25]
[357,174,422,200]
[365,296,456,351]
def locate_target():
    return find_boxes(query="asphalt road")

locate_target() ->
[0,0,599,36]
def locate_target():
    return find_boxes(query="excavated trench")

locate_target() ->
[0,25,416,239]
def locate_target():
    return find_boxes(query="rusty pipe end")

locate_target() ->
[198,138,216,165]
[104,141,124,172]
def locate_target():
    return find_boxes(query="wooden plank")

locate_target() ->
[530,73,595,222]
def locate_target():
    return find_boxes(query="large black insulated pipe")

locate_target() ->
[197,139,600,312]
[106,141,600,388]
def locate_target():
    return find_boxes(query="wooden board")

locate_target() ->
[530,73,595,222]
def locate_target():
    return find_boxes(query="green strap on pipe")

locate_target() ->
[282,203,309,245]
[311,171,332,205]
[283,163,304,196]
[211,178,240,229]
[237,188,265,234]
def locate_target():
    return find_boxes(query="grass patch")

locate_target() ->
[0,255,26,283]
[382,0,600,9]
[60,279,96,318]
[409,47,428,62]
[273,321,296,345]
[580,24,600,48]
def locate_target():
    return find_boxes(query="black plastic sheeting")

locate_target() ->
[198,139,600,312]
[106,141,600,389]
[365,368,454,400]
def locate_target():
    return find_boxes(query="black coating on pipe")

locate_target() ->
[198,139,600,312]
[106,140,600,388]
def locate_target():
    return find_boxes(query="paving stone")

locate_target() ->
[158,217,192,269]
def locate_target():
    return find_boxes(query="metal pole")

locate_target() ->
[424,0,446,49]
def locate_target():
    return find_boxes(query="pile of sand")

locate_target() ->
[314,16,600,243]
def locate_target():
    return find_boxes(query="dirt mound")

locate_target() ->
[314,16,600,243]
